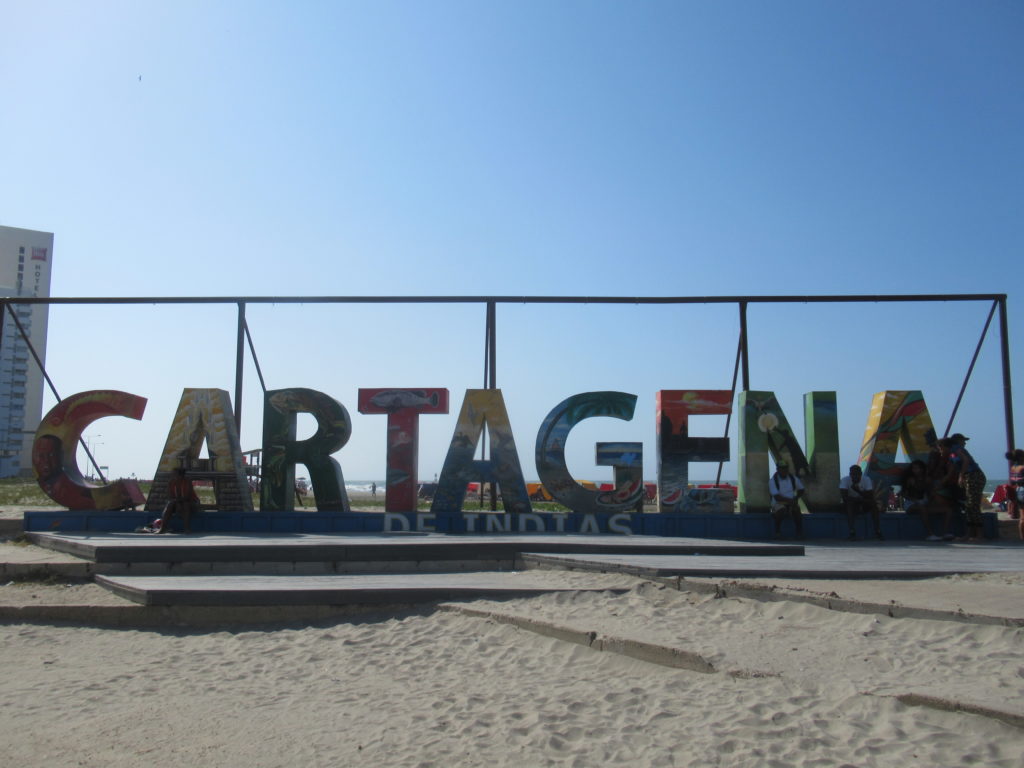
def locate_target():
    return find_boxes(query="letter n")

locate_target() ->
[737,391,841,513]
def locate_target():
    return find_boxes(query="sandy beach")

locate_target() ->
[2,492,1023,765]
[1,567,1022,767]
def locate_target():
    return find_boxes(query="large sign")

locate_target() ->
[32,386,939,517]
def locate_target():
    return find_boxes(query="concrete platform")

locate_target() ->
[95,572,633,606]
[26,532,804,566]
[21,508,1000,539]
[523,540,1024,578]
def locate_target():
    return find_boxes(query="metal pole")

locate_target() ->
[0,301,5,476]
[479,304,490,509]
[487,301,498,510]
[487,300,497,390]
[998,296,1015,453]
[3,303,105,482]
[234,302,245,433]
[715,331,744,486]
[943,300,997,437]
[242,319,268,393]
[739,301,750,391]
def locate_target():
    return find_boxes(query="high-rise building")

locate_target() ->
[0,226,53,478]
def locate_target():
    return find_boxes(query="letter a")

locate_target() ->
[432,389,531,515]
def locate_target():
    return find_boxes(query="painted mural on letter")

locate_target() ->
[858,390,936,489]
[145,388,253,514]
[656,390,731,513]
[33,390,147,510]
[431,389,531,515]
[535,391,641,514]
[262,387,351,512]
[358,388,449,512]
[737,391,843,513]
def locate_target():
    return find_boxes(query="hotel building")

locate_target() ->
[0,226,53,477]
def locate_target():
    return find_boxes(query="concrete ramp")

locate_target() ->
[522,542,1024,579]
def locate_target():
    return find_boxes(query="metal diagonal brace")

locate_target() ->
[3,302,106,483]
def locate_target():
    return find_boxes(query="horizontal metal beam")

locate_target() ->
[0,293,1007,306]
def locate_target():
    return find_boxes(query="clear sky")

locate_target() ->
[2,1,1021,485]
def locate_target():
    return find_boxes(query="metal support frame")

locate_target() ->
[944,300,998,438]
[486,300,497,391]
[998,297,1015,453]
[739,301,750,391]
[234,302,246,433]
[3,303,105,482]
[715,331,744,486]
[242,319,268,393]
[2,292,1013,489]
[481,301,498,510]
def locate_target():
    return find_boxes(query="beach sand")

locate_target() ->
[1,570,1022,767]
[2,490,1022,766]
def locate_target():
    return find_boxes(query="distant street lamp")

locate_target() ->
[82,435,103,480]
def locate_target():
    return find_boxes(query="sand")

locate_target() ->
[1,571,1022,767]
[2,493,1022,765]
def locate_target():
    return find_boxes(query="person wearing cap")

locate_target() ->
[949,433,986,541]
[768,461,804,539]
[840,465,882,540]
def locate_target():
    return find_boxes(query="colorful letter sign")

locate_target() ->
[145,388,253,514]
[262,388,352,512]
[28,381,949,531]
[858,390,937,488]
[33,390,147,510]
[536,391,641,513]
[358,388,449,511]
[431,389,531,515]
[737,391,843,513]
[656,390,731,513]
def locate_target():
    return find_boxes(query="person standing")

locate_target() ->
[949,433,986,541]
[840,465,881,540]
[1006,449,1024,540]
[768,461,804,539]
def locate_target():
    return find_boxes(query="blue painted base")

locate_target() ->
[22,509,998,540]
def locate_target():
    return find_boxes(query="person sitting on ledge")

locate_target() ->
[840,465,882,540]
[899,459,951,541]
[158,467,199,534]
[769,461,804,539]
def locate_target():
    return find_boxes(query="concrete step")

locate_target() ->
[95,571,632,607]
[27,532,803,567]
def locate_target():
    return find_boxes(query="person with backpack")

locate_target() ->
[769,461,804,539]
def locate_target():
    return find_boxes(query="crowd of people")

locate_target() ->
[772,432,1022,542]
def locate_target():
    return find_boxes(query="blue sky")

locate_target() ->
[2,1,1021,484]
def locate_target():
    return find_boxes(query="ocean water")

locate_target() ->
[345,481,385,494]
